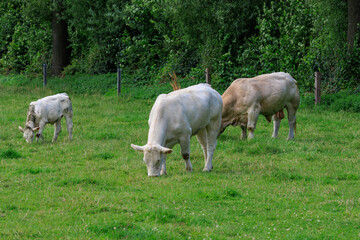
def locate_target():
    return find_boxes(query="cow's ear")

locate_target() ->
[131,144,145,152]
[33,127,40,132]
[159,146,173,154]
[19,126,24,133]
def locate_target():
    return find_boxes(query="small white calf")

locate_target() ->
[19,93,73,143]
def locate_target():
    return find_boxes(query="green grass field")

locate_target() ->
[1,83,360,239]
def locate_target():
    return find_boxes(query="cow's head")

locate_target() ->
[18,126,39,143]
[131,144,172,177]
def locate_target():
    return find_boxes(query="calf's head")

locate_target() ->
[131,144,172,177]
[18,126,40,143]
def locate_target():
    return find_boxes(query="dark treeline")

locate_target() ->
[0,0,359,92]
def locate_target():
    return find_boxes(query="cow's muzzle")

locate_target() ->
[148,174,159,177]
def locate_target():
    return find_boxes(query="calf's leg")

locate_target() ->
[64,112,73,140]
[52,119,62,142]
[36,121,46,142]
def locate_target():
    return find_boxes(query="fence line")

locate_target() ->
[41,64,360,102]
[43,64,47,87]
[117,68,121,96]
[41,65,215,96]
[315,72,321,104]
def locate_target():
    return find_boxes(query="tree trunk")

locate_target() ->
[51,10,71,76]
[347,0,360,51]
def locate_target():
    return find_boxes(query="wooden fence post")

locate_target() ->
[117,68,121,96]
[205,68,211,85]
[315,71,321,105]
[43,63,47,87]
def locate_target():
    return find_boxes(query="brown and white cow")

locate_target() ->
[19,93,73,143]
[219,72,300,140]
[131,83,223,177]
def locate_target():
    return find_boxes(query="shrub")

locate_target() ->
[302,91,360,113]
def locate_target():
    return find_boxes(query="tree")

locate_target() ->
[347,0,360,50]
[52,1,71,76]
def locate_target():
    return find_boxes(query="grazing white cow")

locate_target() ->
[131,83,223,177]
[219,72,300,140]
[19,93,73,143]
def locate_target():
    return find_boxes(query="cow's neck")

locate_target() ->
[147,119,168,146]
[26,105,36,125]
[25,120,35,129]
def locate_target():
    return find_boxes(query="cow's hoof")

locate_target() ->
[186,167,193,172]
[202,168,212,172]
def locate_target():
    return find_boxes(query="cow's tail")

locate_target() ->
[294,119,297,135]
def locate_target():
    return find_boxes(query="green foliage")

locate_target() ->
[320,92,360,112]
[166,0,266,81]
[1,0,359,92]
[301,0,359,91]
[3,74,360,115]
[236,0,313,87]
[0,1,21,57]
[301,91,360,113]
[333,36,360,90]
[0,1,51,75]
[65,0,128,74]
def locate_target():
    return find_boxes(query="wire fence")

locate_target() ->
[41,63,360,103]
[42,64,213,96]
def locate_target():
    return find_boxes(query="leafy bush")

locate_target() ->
[0,2,51,75]
[235,0,313,89]
[302,91,360,112]
[0,0,359,94]
[328,94,360,112]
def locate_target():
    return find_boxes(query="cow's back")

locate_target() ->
[150,84,222,135]
[31,93,72,123]
[249,72,299,115]
[222,72,299,124]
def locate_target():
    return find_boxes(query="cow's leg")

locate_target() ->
[272,114,281,138]
[286,106,297,140]
[160,154,167,175]
[64,112,73,140]
[179,135,193,172]
[52,119,61,143]
[196,128,208,168]
[240,124,247,140]
[203,118,221,172]
[247,103,260,139]
[36,121,46,142]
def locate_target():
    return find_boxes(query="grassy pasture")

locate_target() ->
[1,84,360,239]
